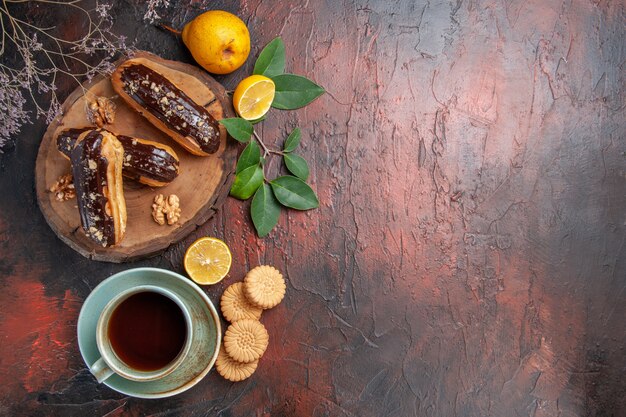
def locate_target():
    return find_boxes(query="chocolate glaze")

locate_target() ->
[117,135,179,183]
[70,131,115,246]
[119,63,221,154]
[57,128,179,185]
[56,127,91,157]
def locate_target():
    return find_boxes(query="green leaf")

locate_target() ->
[219,118,253,143]
[284,153,309,180]
[271,74,325,110]
[236,141,261,174]
[253,37,286,78]
[283,128,301,152]
[230,165,264,200]
[251,184,281,237]
[270,176,319,210]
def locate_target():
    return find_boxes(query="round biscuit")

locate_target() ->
[215,345,258,382]
[223,319,269,363]
[221,282,263,322]
[243,265,286,309]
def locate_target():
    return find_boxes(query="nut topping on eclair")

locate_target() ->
[57,127,180,187]
[70,129,126,247]
[111,60,221,156]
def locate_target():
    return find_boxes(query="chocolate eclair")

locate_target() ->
[57,127,180,187]
[71,129,126,247]
[111,58,221,156]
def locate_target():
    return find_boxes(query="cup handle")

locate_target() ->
[90,357,114,383]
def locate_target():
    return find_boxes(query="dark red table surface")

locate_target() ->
[1,1,624,416]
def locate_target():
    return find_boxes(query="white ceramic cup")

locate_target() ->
[90,285,193,383]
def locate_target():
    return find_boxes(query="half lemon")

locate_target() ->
[233,75,275,120]
[184,237,232,285]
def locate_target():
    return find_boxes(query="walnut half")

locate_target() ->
[86,96,116,128]
[163,194,182,225]
[152,194,181,226]
[49,174,75,201]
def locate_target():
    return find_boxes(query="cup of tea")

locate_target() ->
[90,285,193,383]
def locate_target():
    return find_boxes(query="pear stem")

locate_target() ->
[159,24,182,36]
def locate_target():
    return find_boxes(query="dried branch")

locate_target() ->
[143,0,171,24]
[0,0,133,151]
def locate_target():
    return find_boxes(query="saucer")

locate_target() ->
[77,267,221,398]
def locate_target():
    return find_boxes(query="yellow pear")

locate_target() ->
[182,10,251,75]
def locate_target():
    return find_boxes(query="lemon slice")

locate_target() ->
[233,75,275,120]
[184,237,232,285]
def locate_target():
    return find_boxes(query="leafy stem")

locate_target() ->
[222,37,324,237]
[253,130,271,158]
[253,131,285,157]
[250,130,286,184]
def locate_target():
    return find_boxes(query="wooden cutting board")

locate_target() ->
[35,51,237,263]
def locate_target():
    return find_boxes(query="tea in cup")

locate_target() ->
[90,285,193,383]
